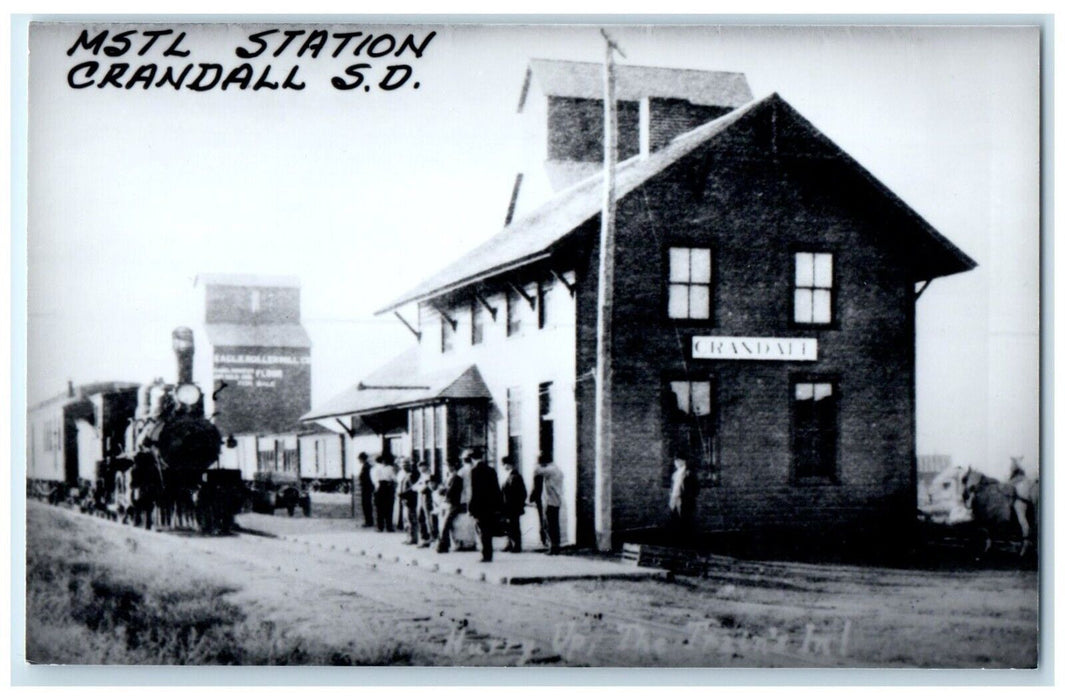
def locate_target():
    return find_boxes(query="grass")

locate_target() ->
[25,506,417,665]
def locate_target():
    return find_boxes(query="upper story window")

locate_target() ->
[471,301,484,345]
[794,252,834,325]
[507,286,536,337]
[441,315,455,353]
[250,289,262,314]
[668,247,712,320]
[537,281,551,329]
[506,289,521,336]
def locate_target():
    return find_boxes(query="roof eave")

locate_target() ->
[374,251,554,315]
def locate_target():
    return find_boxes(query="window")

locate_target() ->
[471,301,484,345]
[422,409,431,468]
[433,404,445,474]
[449,402,487,466]
[538,382,554,463]
[668,247,712,320]
[410,407,422,464]
[794,252,834,324]
[537,281,552,330]
[506,387,523,467]
[258,440,277,472]
[250,289,261,314]
[283,447,298,474]
[506,288,523,336]
[792,380,838,480]
[664,379,717,481]
[384,435,403,463]
[441,315,455,353]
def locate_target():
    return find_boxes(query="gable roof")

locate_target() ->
[300,349,491,422]
[378,92,975,314]
[519,59,754,111]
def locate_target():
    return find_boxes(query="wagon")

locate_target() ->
[250,471,311,517]
[916,511,1033,560]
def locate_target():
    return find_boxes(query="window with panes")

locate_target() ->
[410,408,423,465]
[506,288,522,336]
[433,404,445,474]
[668,247,713,320]
[664,379,718,482]
[538,382,554,463]
[441,315,455,353]
[793,252,834,325]
[506,387,523,467]
[791,380,838,480]
[471,300,485,345]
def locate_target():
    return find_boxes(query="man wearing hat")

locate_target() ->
[357,452,374,528]
[467,448,502,562]
[370,455,396,532]
[500,455,528,553]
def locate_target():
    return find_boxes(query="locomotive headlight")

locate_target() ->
[174,383,202,406]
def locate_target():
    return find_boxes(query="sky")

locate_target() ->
[25,22,1040,478]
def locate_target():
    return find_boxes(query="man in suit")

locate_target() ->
[435,460,465,553]
[467,449,502,562]
[500,455,528,553]
[357,452,374,528]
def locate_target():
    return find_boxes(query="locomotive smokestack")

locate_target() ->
[172,327,195,385]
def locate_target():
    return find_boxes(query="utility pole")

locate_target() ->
[595,29,625,552]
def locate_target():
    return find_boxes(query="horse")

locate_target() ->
[960,459,1038,555]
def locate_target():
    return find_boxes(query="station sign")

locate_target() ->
[692,336,818,362]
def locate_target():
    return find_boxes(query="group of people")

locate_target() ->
[355,448,564,562]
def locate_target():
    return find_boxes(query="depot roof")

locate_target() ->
[377,92,976,314]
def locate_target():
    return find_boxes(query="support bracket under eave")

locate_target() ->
[915,280,932,300]
[508,281,536,308]
[551,269,576,297]
[393,311,422,340]
[335,417,358,439]
[434,305,458,330]
[474,293,498,320]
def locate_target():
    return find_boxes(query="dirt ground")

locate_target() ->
[25,501,1038,668]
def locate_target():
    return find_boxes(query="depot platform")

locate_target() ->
[266,525,669,586]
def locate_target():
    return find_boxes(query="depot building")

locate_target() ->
[303,60,976,549]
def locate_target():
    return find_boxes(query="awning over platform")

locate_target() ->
[301,349,491,422]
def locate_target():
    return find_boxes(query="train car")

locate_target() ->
[218,433,260,482]
[27,381,139,502]
[298,431,348,492]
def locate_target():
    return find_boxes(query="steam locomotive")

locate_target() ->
[73,328,244,533]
